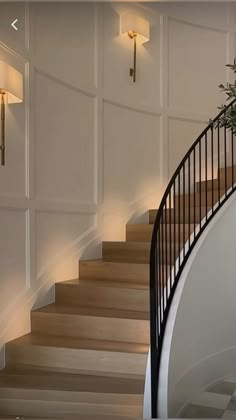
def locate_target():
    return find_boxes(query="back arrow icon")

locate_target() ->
[11,19,18,31]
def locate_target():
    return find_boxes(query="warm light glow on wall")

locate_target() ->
[0,60,23,104]
[120,13,150,44]
[0,60,23,165]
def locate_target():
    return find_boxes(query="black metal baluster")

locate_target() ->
[193,147,196,239]
[178,172,180,269]
[205,133,208,220]
[199,139,202,228]
[218,124,220,204]
[188,156,191,249]
[158,226,162,326]
[183,165,185,258]
[161,211,165,313]
[173,180,176,280]
[211,126,214,212]
[224,119,227,196]
[232,123,234,189]
[169,192,172,288]
[155,237,160,335]
[231,104,234,191]
[150,239,158,419]
[165,203,168,305]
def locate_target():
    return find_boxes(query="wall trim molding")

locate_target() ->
[34,67,97,99]
[135,2,236,35]
[168,15,229,35]
[0,41,29,64]
[34,198,97,215]
[103,98,162,117]
[0,195,97,215]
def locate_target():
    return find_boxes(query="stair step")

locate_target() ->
[218,165,236,181]
[55,279,149,312]
[6,334,148,377]
[102,241,181,264]
[197,178,228,192]
[0,367,143,418]
[177,189,226,207]
[79,259,149,284]
[126,223,194,242]
[31,304,149,344]
[102,242,150,264]
[149,207,211,224]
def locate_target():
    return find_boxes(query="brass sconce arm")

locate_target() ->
[128,31,137,83]
[120,14,150,84]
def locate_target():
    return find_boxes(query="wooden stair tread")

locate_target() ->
[102,241,181,264]
[126,223,194,242]
[81,258,149,266]
[32,303,149,321]
[79,259,151,285]
[127,223,154,229]
[149,206,212,223]
[0,417,141,420]
[218,165,236,177]
[126,223,194,229]
[59,278,148,291]
[7,333,148,355]
[177,188,226,205]
[0,417,142,420]
[0,366,144,395]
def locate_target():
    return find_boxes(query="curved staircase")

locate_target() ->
[0,102,236,419]
[0,165,234,419]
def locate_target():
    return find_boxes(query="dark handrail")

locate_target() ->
[149,98,236,418]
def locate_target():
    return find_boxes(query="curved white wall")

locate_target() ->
[161,193,236,417]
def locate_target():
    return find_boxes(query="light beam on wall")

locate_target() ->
[0,60,23,166]
[120,13,150,83]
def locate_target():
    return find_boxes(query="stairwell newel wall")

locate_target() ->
[0,1,234,369]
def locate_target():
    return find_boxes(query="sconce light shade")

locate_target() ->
[120,13,150,44]
[0,60,23,166]
[0,60,23,103]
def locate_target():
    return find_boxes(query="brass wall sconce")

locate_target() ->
[0,60,23,166]
[120,14,150,83]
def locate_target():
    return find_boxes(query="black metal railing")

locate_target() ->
[150,98,236,418]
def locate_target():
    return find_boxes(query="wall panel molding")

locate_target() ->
[34,67,97,99]
[168,16,229,35]
[0,196,97,214]
[34,69,96,203]
[103,98,162,117]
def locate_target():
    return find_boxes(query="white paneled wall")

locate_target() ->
[168,19,227,115]
[34,71,95,203]
[168,118,206,175]
[0,2,235,366]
